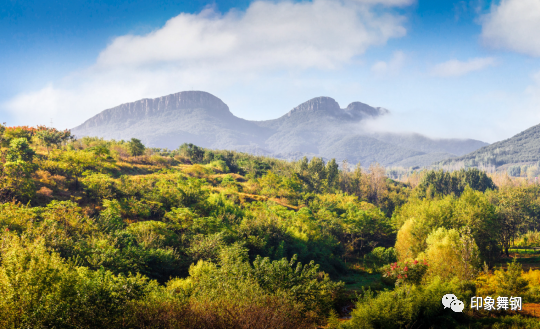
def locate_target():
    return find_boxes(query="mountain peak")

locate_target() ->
[74,90,231,130]
[159,91,229,111]
[345,102,389,119]
[287,97,340,117]
[139,90,231,115]
[284,97,388,121]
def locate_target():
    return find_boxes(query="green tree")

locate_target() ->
[6,138,35,162]
[0,138,36,202]
[489,187,532,257]
[415,168,495,199]
[178,143,204,163]
[326,158,339,192]
[128,138,145,156]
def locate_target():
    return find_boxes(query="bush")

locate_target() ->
[252,254,344,315]
[81,173,116,200]
[381,259,429,286]
[494,258,529,297]
[0,236,77,328]
[366,247,397,267]
[0,236,153,328]
[178,245,342,323]
[127,290,316,329]
[343,277,475,329]
[68,267,152,328]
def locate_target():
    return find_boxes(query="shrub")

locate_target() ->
[127,289,316,329]
[179,245,342,323]
[343,277,475,329]
[0,236,77,328]
[381,259,428,286]
[220,174,236,187]
[68,267,152,328]
[80,173,116,200]
[366,247,397,267]
[126,220,179,248]
[208,160,229,173]
[494,258,529,297]
[252,254,344,315]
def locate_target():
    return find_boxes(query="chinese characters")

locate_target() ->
[470,296,522,311]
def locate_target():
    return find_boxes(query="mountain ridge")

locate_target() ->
[439,123,540,169]
[72,91,488,167]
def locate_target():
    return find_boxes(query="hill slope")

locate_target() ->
[72,91,488,167]
[439,123,540,168]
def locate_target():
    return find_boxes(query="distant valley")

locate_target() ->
[72,91,489,167]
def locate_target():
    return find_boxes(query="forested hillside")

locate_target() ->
[440,123,540,171]
[1,124,540,328]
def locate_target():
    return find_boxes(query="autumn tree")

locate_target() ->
[34,126,73,154]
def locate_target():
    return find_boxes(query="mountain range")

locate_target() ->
[72,91,489,167]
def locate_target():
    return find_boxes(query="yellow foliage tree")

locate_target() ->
[423,227,480,281]
[395,219,416,260]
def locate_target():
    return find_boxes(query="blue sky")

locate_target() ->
[2,0,540,143]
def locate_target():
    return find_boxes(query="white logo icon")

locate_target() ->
[450,300,464,312]
[442,294,464,312]
[442,294,457,309]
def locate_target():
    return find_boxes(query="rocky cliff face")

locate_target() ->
[286,97,341,116]
[76,91,232,129]
[282,97,387,121]
[72,91,488,167]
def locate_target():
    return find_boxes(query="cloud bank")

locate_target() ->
[4,0,410,128]
[481,0,540,57]
[430,57,496,77]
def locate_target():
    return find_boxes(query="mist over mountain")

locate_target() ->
[72,91,488,167]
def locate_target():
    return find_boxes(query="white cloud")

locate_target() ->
[371,50,405,76]
[4,0,410,128]
[481,0,540,57]
[97,0,406,70]
[430,57,496,77]
[350,0,415,5]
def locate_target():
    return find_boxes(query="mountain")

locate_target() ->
[71,91,270,150]
[439,123,540,168]
[72,91,488,167]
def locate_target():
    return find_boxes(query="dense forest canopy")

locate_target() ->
[1,123,540,328]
